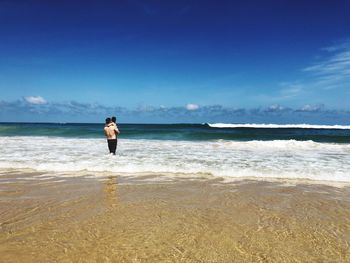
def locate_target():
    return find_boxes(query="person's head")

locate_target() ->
[105,117,111,124]
[111,116,116,123]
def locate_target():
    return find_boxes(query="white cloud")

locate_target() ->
[267,104,285,111]
[186,103,199,110]
[303,40,350,90]
[321,40,350,52]
[24,96,47,105]
[299,104,325,112]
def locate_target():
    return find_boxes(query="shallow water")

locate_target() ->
[1,137,350,182]
[1,171,349,262]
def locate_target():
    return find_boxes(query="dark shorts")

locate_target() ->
[107,139,117,154]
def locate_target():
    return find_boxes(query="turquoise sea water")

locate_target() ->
[0,122,350,143]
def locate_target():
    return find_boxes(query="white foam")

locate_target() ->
[208,123,350,129]
[0,136,349,182]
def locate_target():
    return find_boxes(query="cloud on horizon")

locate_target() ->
[186,103,199,111]
[0,98,349,124]
[24,96,47,105]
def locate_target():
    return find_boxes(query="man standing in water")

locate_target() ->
[104,117,120,155]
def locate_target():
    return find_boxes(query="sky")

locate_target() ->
[0,0,350,123]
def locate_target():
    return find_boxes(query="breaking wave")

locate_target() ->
[207,123,350,129]
[0,136,349,183]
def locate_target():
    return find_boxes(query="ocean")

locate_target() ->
[0,122,350,183]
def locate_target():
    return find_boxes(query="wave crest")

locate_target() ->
[207,123,350,129]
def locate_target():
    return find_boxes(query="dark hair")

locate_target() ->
[111,116,116,122]
[105,117,111,124]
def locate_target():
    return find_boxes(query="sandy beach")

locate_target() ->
[0,170,349,262]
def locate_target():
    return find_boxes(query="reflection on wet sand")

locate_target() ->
[104,176,118,209]
[0,171,350,262]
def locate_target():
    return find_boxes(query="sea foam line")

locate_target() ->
[207,123,350,129]
[0,136,350,183]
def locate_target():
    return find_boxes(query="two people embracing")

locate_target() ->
[104,116,120,155]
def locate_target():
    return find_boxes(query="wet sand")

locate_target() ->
[1,171,350,262]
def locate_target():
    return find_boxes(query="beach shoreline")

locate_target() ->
[1,171,350,262]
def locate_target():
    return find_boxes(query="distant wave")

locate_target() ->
[207,123,350,130]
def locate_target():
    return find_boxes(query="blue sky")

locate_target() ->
[0,0,350,123]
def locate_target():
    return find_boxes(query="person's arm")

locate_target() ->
[104,127,108,137]
[115,125,120,135]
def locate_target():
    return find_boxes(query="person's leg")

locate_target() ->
[110,139,117,155]
[107,139,113,153]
